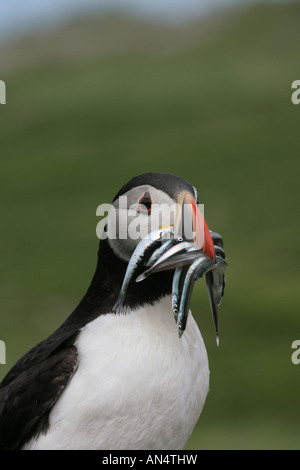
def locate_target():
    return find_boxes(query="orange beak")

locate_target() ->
[175,192,216,260]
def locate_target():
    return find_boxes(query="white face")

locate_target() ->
[106,185,176,262]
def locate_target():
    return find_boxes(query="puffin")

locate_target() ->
[0,172,226,450]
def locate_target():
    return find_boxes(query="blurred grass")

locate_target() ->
[0,2,300,449]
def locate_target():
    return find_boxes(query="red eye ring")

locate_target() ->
[138,193,152,214]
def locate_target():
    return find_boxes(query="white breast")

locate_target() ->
[24,296,209,450]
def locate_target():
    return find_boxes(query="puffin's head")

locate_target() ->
[104,172,215,263]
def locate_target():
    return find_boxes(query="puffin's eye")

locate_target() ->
[138,192,152,214]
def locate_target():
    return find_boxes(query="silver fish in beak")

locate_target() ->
[116,190,227,342]
[172,266,188,322]
[177,255,215,338]
[135,241,199,282]
[137,191,220,339]
[172,192,227,342]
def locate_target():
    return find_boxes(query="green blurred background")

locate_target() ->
[0,0,299,450]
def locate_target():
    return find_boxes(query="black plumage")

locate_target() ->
[113,172,195,203]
